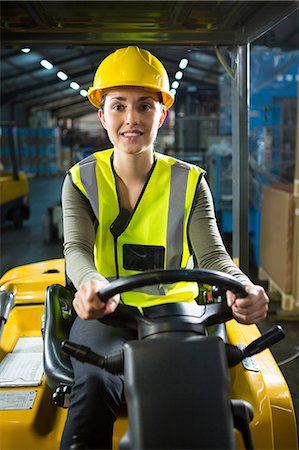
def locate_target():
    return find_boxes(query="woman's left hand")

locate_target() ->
[226,285,269,324]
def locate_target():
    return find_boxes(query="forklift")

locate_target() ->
[0,124,30,228]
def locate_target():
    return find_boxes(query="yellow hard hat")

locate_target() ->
[88,46,174,110]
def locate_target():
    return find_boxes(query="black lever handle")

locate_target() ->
[61,340,124,375]
[61,340,105,367]
[243,325,285,358]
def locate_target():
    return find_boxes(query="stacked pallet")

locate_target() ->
[0,127,59,176]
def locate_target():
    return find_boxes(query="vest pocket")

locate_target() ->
[123,244,165,271]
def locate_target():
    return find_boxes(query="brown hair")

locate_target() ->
[99,91,163,110]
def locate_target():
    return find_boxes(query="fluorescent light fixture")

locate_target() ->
[40,59,53,70]
[175,71,183,80]
[57,71,68,81]
[21,48,31,53]
[170,89,176,95]
[70,81,80,90]
[179,58,189,69]
[80,89,88,97]
[186,85,197,93]
[171,81,179,90]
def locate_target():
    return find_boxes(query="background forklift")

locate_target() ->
[0,123,30,228]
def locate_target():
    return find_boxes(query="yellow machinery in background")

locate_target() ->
[0,171,29,228]
[0,259,297,450]
[0,125,30,229]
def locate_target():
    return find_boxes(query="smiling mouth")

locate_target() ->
[121,131,143,137]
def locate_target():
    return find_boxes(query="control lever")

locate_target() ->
[242,325,285,358]
[61,340,124,375]
[226,325,285,367]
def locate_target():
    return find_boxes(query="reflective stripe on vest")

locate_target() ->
[69,149,204,307]
[79,154,99,217]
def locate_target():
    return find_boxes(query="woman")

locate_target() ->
[61,46,269,449]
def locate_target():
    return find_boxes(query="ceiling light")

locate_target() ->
[57,71,68,81]
[40,59,53,70]
[171,81,179,90]
[175,71,183,80]
[21,48,31,53]
[179,58,189,69]
[70,81,80,90]
[80,89,88,97]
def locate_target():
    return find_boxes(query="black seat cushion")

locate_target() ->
[43,284,76,389]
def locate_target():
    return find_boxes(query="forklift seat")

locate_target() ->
[43,283,76,391]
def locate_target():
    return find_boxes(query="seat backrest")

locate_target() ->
[43,283,76,389]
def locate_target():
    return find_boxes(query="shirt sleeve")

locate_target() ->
[189,176,252,285]
[62,174,107,289]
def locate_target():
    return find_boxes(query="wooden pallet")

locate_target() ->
[258,267,299,319]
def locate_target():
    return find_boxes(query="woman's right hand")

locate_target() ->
[73,279,120,320]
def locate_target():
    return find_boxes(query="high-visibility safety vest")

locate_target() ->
[69,149,204,307]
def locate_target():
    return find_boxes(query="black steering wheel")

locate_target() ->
[99,269,247,328]
[99,268,247,302]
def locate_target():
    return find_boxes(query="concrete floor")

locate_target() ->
[1,175,298,439]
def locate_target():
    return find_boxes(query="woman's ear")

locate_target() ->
[158,107,168,129]
[98,109,106,129]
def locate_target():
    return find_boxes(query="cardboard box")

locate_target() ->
[260,183,294,293]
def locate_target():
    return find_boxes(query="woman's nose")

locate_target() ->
[125,107,139,125]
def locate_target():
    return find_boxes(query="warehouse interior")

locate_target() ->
[0,0,299,448]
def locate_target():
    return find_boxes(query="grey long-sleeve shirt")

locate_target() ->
[62,173,251,289]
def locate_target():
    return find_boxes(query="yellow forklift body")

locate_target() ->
[0,171,29,206]
[0,259,297,450]
[0,171,30,227]
[227,320,298,450]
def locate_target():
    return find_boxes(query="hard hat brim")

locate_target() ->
[88,85,174,110]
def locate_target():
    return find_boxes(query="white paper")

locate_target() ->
[0,336,43,387]
[13,336,43,354]
[0,390,37,410]
[0,353,43,387]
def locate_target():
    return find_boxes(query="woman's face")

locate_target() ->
[98,87,167,156]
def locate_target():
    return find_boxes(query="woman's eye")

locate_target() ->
[140,104,151,111]
[112,104,125,111]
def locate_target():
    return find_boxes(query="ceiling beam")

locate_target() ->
[1,29,237,47]
[239,2,299,44]
[21,1,58,28]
